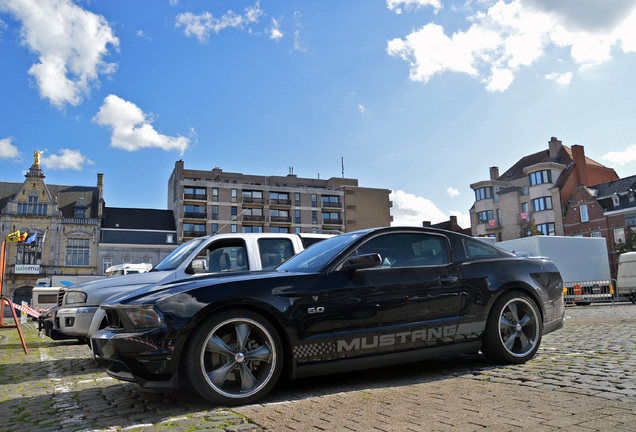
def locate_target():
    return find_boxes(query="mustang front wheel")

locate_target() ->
[185,309,283,406]
[482,292,542,364]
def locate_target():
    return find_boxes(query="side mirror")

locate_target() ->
[342,253,382,271]
[190,259,207,274]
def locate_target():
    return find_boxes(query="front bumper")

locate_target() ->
[57,306,98,338]
[91,327,179,391]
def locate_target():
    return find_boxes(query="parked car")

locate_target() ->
[92,227,565,406]
[52,232,330,343]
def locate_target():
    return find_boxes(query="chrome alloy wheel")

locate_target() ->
[200,317,277,399]
[497,298,540,358]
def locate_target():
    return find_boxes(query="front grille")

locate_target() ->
[105,309,123,330]
[56,288,67,307]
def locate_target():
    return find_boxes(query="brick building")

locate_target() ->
[168,160,392,242]
[564,175,636,276]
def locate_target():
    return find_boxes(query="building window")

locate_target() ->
[231,189,237,198]
[212,223,218,234]
[529,170,552,186]
[212,205,219,220]
[536,223,556,236]
[231,224,237,233]
[18,200,48,215]
[166,234,174,243]
[580,205,589,222]
[532,196,553,212]
[295,209,301,223]
[312,210,318,224]
[295,193,301,206]
[322,212,340,223]
[17,243,40,265]
[212,188,219,201]
[242,225,263,233]
[477,210,494,224]
[270,192,289,204]
[103,257,112,274]
[123,257,132,264]
[65,238,90,266]
[474,187,493,201]
[269,226,290,233]
[231,206,238,216]
[590,231,602,238]
[615,228,626,244]
[311,194,317,207]
[183,223,205,237]
[242,190,263,203]
[74,207,86,218]
[613,193,620,208]
[321,195,340,207]
[295,227,301,234]
[184,187,206,200]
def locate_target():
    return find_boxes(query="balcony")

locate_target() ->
[270,199,291,206]
[183,230,207,238]
[271,216,292,224]
[184,193,207,201]
[322,218,343,226]
[244,215,266,222]
[183,212,207,219]
[321,201,342,208]
[242,197,265,204]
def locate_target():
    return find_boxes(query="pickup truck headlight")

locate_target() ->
[65,291,88,305]
[125,308,163,329]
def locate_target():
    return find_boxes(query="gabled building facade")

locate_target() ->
[0,155,103,304]
[564,175,636,276]
[470,137,619,241]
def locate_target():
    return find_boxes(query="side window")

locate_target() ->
[203,241,248,272]
[353,233,449,268]
[258,238,295,270]
[463,239,500,258]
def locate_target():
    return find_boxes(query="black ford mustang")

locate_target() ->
[92,227,564,406]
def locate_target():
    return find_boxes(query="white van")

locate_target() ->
[616,252,636,303]
[105,263,152,277]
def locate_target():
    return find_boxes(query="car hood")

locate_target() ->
[103,270,292,307]
[67,271,169,292]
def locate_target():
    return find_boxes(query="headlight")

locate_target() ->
[65,291,87,305]
[124,308,163,329]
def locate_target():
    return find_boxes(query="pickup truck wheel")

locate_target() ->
[184,309,282,406]
[482,292,542,364]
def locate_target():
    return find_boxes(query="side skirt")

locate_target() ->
[290,340,482,379]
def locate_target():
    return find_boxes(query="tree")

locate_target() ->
[615,228,636,254]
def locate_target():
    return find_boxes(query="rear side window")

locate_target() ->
[463,239,500,258]
[353,233,449,268]
[258,238,295,270]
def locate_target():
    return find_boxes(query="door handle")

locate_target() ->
[437,275,458,284]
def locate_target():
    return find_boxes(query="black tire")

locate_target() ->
[482,292,542,364]
[184,309,283,406]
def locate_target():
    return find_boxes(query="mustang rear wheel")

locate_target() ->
[184,309,283,406]
[482,292,542,364]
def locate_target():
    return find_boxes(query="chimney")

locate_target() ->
[97,173,104,218]
[572,145,588,186]
[422,221,432,227]
[549,137,562,159]
[489,166,499,180]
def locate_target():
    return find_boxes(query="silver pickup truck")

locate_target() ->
[52,232,330,343]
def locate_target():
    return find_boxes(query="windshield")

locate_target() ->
[278,232,363,273]
[154,238,205,271]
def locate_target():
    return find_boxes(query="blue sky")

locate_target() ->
[2,0,636,229]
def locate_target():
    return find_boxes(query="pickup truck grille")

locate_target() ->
[56,288,67,307]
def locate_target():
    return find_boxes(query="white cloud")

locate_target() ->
[446,187,459,197]
[387,0,442,14]
[387,0,636,91]
[545,71,573,84]
[0,137,20,159]
[390,190,448,226]
[358,104,367,114]
[269,18,283,41]
[601,144,636,166]
[0,0,119,108]
[41,149,94,171]
[93,95,191,155]
[175,2,263,43]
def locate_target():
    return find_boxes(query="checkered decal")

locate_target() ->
[293,341,337,360]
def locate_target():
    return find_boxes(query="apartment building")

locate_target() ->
[0,155,103,303]
[470,137,619,241]
[168,160,391,242]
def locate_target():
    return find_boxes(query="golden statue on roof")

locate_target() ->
[34,150,43,167]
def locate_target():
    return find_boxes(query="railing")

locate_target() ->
[321,201,342,208]
[242,197,265,204]
[183,230,207,238]
[563,280,617,305]
[270,199,291,206]
[243,215,266,222]
[271,216,291,223]
[62,218,99,225]
[322,219,343,226]
[183,212,207,219]
[184,194,207,201]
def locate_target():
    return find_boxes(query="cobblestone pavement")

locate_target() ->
[0,303,635,431]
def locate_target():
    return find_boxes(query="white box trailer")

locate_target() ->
[496,236,612,304]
